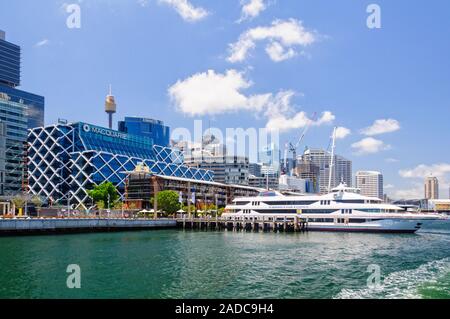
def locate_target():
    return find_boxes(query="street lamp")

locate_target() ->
[107,193,111,219]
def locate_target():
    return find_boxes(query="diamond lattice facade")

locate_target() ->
[27,122,213,208]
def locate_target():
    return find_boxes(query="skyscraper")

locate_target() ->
[118,117,170,147]
[0,30,45,195]
[301,148,352,194]
[355,171,384,199]
[424,175,439,200]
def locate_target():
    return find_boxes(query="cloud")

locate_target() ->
[266,110,335,133]
[265,41,297,62]
[361,118,400,136]
[391,184,424,199]
[158,0,209,22]
[168,69,334,132]
[384,184,395,189]
[351,137,391,155]
[391,163,450,199]
[335,126,351,140]
[399,163,450,179]
[227,18,317,63]
[34,39,50,47]
[137,0,149,7]
[238,0,267,22]
[168,69,265,116]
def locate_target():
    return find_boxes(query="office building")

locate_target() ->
[301,148,352,194]
[118,117,170,147]
[424,175,439,200]
[293,159,320,193]
[278,175,306,193]
[0,30,45,195]
[27,122,213,209]
[0,122,5,195]
[184,154,249,185]
[428,199,450,213]
[249,163,262,177]
[355,171,384,199]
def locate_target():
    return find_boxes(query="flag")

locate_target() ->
[179,191,183,204]
[191,192,196,204]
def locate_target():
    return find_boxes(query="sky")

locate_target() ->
[1,0,450,199]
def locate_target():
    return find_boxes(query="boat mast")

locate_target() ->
[328,127,337,193]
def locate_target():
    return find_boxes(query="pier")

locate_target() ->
[176,217,309,233]
[0,218,176,235]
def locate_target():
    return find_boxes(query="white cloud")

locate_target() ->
[137,0,149,7]
[168,69,266,116]
[159,0,209,22]
[351,137,391,155]
[266,110,335,133]
[168,69,334,133]
[361,118,400,136]
[391,185,424,199]
[265,41,297,62]
[335,126,351,140]
[397,164,450,199]
[239,0,267,22]
[34,39,50,47]
[384,184,395,189]
[227,18,317,63]
[399,163,450,179]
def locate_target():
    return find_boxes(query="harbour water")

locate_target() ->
[0,221,449,299]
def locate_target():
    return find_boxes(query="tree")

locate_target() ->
[87,182,119,208]
[156,190,180,215]
[11,195,26,214]
[31,195,43,208]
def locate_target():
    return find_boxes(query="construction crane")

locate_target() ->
[284,112,317,175]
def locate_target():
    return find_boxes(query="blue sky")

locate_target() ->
[1,0,450,199]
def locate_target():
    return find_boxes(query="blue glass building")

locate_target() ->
[118,117,170,147]
[0,31,45,195]
[28,122,214,208]
[0,31,20,87]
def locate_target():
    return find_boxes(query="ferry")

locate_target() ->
[223,183,446,233]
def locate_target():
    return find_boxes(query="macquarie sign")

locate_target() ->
[82,123,128,140]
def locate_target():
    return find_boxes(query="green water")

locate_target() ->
[0,223,450,299]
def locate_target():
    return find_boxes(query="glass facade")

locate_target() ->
[0,37,20,87]
[0,32,45,196]
[28,122,214,208]
[118,117,170,147]
[0,85,45,129]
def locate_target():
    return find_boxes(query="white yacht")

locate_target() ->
[223,183,446,233]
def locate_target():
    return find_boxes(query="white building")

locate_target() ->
[355,171,383,199]
[278,175,306,193]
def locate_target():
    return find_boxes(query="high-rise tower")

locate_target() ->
[425,175,439,200]
[105,85,116,129]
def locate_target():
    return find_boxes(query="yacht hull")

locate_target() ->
[305,219,422,233]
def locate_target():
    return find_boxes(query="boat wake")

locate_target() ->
[334,258,450,299]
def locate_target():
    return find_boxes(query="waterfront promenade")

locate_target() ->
[0,218,176,235]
